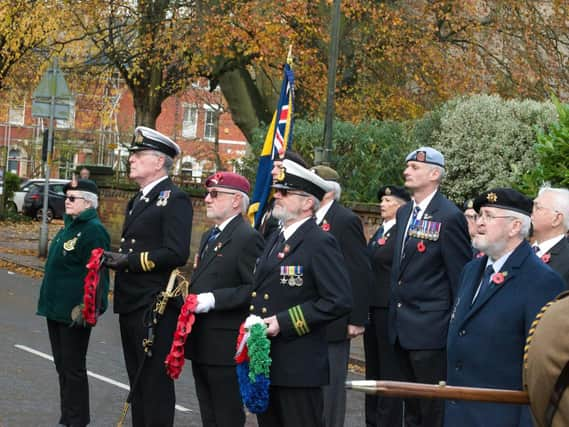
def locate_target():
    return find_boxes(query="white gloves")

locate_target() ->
[195,292,215,313]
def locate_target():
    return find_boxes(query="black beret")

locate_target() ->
[64,179,98,195]
[473,188,532,216]
[463,198,475,211]
[377,185,411,202]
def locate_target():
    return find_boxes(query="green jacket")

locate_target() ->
[37,208,110,324]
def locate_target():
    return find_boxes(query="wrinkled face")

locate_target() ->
[272,188,311,226]
[204,187,239,222]
[380,195,404,222]
[473,207,516,257]
[65,190,91,217]
[531,192,560,236]
[403,161,437,192]
[464,208,478,239]
[128,151,163,182]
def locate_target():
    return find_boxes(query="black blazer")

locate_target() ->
[543,236,569,286]
[114,178,193,314]
[320,201,371,341]
[185,215,264,365]
[389,191,472,349]
[368,224,397,308]
[250,218,352,387]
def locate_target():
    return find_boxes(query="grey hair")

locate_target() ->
[77,190,98,209]
[328,181,342,201]
[505,209,531,239]
[430,164,446,183]
[308,195,320,214]
[538,185,569,230]
[239,192,250,214]
[145,150,174,172]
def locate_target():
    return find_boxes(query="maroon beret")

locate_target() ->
[205,172,250,194]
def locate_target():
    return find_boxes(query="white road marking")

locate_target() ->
[14,344,192,413]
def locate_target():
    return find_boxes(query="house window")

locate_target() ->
[182,104,197,138]
[56,99,75,129]
[8,104,25,126]
[204,110,217,141]
[8,148,21,174]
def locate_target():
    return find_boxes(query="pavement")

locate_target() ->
[0,219,366,369]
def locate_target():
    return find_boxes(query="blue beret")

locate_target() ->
[405,147,445,167]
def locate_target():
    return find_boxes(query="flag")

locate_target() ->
[248,63,295,228]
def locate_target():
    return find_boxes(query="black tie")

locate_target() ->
[132,191,143,209]
[533,245,540,254]
[369,224,385,246]
[475,265,495,303]
[269,232,285,257]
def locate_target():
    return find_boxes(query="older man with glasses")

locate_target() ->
[531,186,569,285]
[184,171,264,427]
[103,126,193,427]
[444,188,566,427]
[250,159,353,427]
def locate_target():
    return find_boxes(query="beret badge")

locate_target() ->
[385,187,392,195]
[486,192,498,203]
[416,151,426,162]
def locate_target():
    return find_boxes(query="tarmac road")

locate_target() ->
[0,269,365,427]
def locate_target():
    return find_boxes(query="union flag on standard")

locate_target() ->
[248,63,295,228]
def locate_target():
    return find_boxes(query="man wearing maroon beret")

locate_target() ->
[184,171,264,427]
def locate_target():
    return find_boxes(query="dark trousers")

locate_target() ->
[119,304,178,427]
[392,341,446,427]
[322,340,350,427]
[257,386,324,427]
[364,308,403,427]
[47,319,91,427]
[191,361,245,427]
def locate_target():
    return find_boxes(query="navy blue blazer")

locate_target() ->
[389,191,472,349]
[444,240,567,427]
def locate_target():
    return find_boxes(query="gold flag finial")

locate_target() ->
[287,44,293,66]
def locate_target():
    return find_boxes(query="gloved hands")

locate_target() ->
[194,292,215,314]
[70,305,87,328]
[103,251,128,271]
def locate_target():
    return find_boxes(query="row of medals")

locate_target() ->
[408,219,442,241]
[280,266,303,287]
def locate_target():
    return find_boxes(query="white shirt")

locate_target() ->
[382,219,396,234]
[217,214,239,232]
[315,199,334,225]
[282,217,312,240]
[140,175,169,197]
[534,234,565,257]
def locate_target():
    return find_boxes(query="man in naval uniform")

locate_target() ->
[104,126,193,427]
[531,186,569,285]
[250,159,353,427]
[185,171,264,427]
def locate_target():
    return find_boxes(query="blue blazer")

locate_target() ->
[444,240,567,427]
[389,191,472,349]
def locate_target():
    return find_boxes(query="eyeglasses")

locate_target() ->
[477,212,516,223]
[464,214,478,221]
[273,188,309,197]
[205,189,236,199]
[65,195,86,202]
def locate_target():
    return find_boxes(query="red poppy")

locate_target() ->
[475,251,485,258]
[417,241,426,253]
[492,272,506,285]
[321,223,330,232]
[541,253,551,264]
[377,237,386,246]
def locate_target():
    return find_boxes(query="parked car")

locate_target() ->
[22,181,69,222]
[13,179,70,213]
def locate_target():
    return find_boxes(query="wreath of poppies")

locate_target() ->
[81,248,105,326]
[164,294,198,379]
[235,315,271,413]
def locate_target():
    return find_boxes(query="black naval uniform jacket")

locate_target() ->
[389,191,472,350]
[320,201,371,341]
[113,178,193,314]
[368,225,397,308]
[250,218,353,387]
[543,236,569,286]
[185,214,264,365]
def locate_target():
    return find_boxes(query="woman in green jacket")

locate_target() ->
[37,179,110,427]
